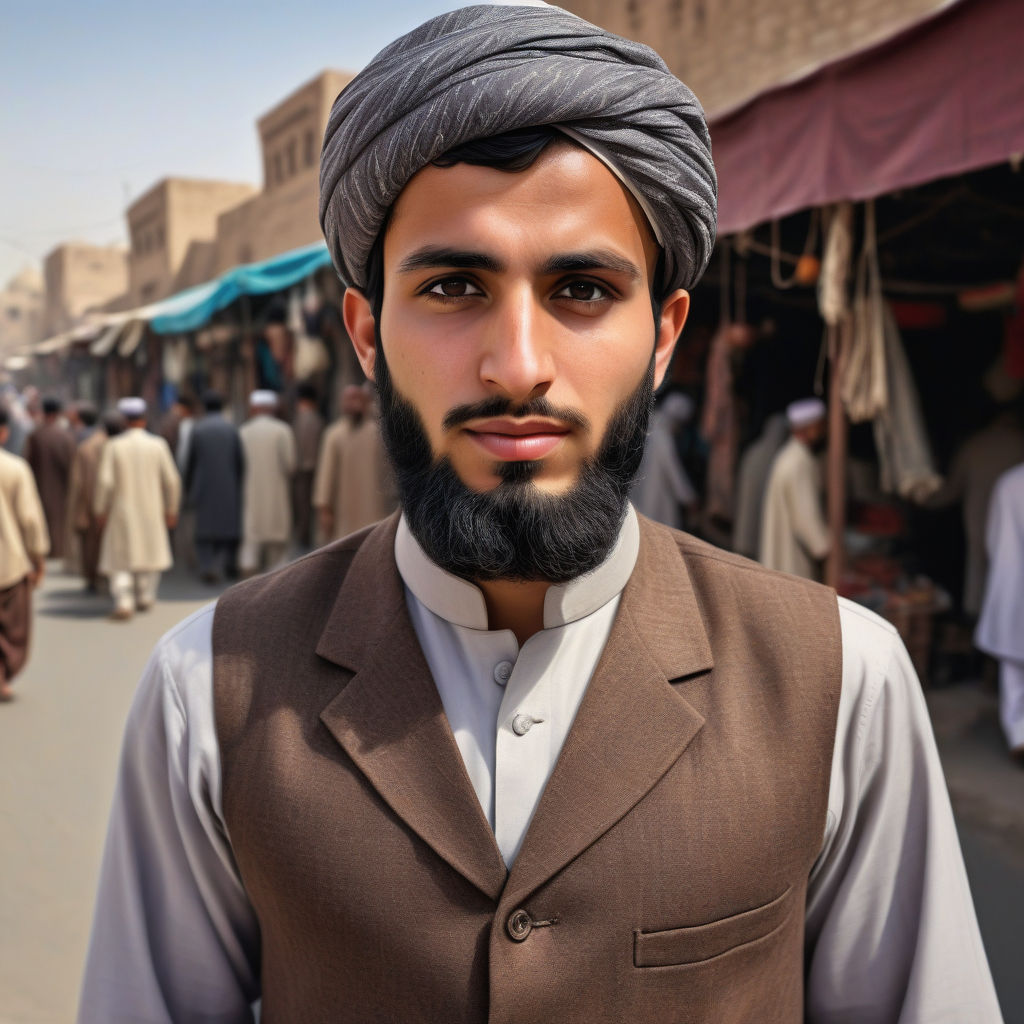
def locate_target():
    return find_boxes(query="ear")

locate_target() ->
[653,288,690,390]
[343,288,378,381]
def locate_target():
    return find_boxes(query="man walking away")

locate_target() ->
[313,384,396,542]
[0,407,49,701]
[24,395,75,559]
[238,390,296,575]
[976,461,1024,762]
[759,398,831,580]
[94,398,181,621]
[184,390,244,584]
[66,404,106,592]
[292,382,324,549]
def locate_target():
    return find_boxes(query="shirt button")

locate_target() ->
[511,714,534,736]
[507,909,532,941]
[493,661,513,686]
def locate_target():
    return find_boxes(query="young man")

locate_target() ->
[79,5,1001,1022]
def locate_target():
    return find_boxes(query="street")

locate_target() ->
[1,563,1022,1023]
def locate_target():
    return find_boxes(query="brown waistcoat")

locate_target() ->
[213,513,842,1023]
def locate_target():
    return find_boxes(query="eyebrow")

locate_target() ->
[396,246,642,281]
[397,247,504,275]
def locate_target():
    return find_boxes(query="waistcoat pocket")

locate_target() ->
[633,885,795,968]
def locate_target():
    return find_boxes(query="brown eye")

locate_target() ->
[427,277,482,298]
[557,281,608,302]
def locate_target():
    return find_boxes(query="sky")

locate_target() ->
[0,0,483,286]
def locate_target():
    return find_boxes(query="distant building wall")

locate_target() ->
[0,267,44,355]
[560,0,948,116]
[42,243,128,338]
[127,178,256,305]
[214,70,353,274]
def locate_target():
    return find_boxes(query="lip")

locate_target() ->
[464,417,570,461]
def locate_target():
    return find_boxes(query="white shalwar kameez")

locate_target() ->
[975,461,1024,751]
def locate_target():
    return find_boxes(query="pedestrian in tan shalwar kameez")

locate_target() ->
[239,391,297,574]
[313,386,397,542]
[0,408,49,700]
[66,405,107,592]
[94,399,181,620]
[291,383,324,549]
[759,399,831,581]
[24,396,75,559]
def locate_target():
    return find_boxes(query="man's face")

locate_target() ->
[346,143,689,498]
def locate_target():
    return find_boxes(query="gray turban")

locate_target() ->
[319,3,717,294]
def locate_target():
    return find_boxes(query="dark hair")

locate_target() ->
[42,395,62,416]
[0,407,9,429]
[102,412,125,437]
[297,382,318,403]
[176,393,197,412]
[77,404,98,428]
[363,126,672,321]
[202,389,224,412]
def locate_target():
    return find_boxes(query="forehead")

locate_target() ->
[385,143,659,275]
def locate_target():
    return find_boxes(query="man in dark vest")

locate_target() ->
[79,6,1000,1022]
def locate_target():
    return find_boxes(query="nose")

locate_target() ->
[478,286,555,403]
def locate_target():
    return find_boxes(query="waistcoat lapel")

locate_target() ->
[316,516,507,901]
[504,517,713,908]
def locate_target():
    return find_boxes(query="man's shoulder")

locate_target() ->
[659,522,831,601]
[0,446,30,482]
[215,521,383,636]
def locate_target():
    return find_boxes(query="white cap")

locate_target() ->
[249,389,279,410]
[786,398,826,429]
[117,397,147,419]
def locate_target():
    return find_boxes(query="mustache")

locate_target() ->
[441,396,591,433]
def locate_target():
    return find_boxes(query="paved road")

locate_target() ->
[0,564,228,1024]
[1,565,1021,1022]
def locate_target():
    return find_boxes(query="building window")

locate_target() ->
[155,226,164,248]
[670,0,684,28]
[286,139,297,176]
[305,129,316,168]
[273,151,283,186]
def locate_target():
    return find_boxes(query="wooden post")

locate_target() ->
[825,316,850,588]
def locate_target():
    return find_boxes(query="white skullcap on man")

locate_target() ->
[249,390,279,410]
[786,398,826,429]
[117,397,147,419]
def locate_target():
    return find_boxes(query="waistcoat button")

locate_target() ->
[493,661,513,685]
[507,909,532,941]
[511,714,533,736]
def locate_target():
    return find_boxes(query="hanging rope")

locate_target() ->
[770,208,820,290]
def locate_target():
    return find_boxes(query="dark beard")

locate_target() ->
[375,341,654,584]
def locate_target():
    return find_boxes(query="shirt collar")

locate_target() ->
[395,503,640,631]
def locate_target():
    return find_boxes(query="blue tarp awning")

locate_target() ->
[148,241,333,334]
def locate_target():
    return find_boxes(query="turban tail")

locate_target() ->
[319,4,717,294]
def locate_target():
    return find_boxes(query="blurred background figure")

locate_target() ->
[94,398,181,621]
[732,412,789,560]
[0,406,49,702]
[239,390,295,576]
[632,389,698,530]
[292,381,324,551]
[975,462,1024,762]
[313,383,396,543]
[759,397,831,580]
[184,390,244,585]
[24,395,75,560]
[65,404,106,593]
[159,393,197,474]
[926,401,1024,619]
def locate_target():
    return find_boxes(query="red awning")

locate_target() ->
[710,0,1024,235]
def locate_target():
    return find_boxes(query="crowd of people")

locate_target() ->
[0,382,397,697]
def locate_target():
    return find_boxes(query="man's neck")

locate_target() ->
[476,577,550,645]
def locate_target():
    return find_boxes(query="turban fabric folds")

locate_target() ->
[319,3,717,295]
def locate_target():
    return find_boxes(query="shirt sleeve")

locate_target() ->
[15,460,50,559]
[77,607,260,1023]
[805,599,1003,1023]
